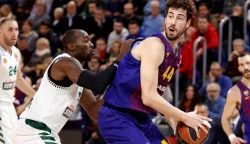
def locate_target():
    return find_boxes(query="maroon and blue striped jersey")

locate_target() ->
[104,33,182,114]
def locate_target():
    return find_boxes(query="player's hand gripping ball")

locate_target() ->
[176,120,210,144]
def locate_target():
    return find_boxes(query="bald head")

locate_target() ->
[62,29,93,62]
[62,29,88,49]
[67,1,77,15]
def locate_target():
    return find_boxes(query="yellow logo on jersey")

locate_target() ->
[161,139,168,144]
[162,66,174,81]
[166,52,170,57]
[244,90,249,96]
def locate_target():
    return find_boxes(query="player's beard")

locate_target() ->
[3,35,16,47]
[242,69,250,79]
[165,26,185,41]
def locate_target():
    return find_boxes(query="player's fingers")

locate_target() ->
[202,120,211,128]
[194,127,200,138]
[198,115,213,122]
[198,123,208,134]
[237,137,247,143]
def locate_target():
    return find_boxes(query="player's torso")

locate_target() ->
[236,81,250,134]
[20,53,83,133]
[104,33,181,114]
[0,46,20,102]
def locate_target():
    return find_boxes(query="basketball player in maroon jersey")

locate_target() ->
[222,53,249,144]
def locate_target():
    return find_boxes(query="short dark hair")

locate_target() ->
[88,0,97,6]
[198,14,211,22]
[96,37,106,43]
[165,0,196,21]
[18,34,28,41]
[113,18,123,24]
[40,20,51,28]
[238,52,250,58]
[91,55,101,63]
[198,2,209,10]
[128,20,139,26]
[0,18,17,26]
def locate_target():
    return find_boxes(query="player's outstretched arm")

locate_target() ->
[56,39,134,93]
[139,38,211,137]
[79,88,104,120]
[222,87,247,144]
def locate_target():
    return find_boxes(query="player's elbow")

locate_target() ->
[89,113,98,121]
[141,93,152,107]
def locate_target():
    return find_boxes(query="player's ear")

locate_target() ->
[185,19,191,29]
[67,43,75,51]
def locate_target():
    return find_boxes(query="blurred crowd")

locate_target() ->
[1,0,249,143]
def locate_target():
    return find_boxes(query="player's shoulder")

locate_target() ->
[139,37,165,51]
[227,85,241,100]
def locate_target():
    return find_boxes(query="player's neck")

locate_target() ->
[0,42,12,54]
[161,32,179,54]
[241,78,250,88]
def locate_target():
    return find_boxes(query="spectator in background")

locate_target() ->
[191,15,219,73]
[200,62,232,98]
[104,0,123,17]
[107,19,128,52]
[28,0,50,30]
[121,2,143,29]
[38,20,60,56]
[86,0,98,18]
[21,19,39,52]
[195,103,217,144]
[222,0,244,17]
[141,0,164,36]
[88,56,101,73]
[85,7,113,45]
[75,0,88,17]
[205,83,226,119]
[23,38,51,83]
[57,1,85,35]
[194,2,218,29]
[122,0,147,16]
[110,41,121,55]
[178,85,201,112]
[225,39,245,83]
[0,4,16,19]
[230,5,244,40]
[52,7,64,36]
[179,27,196,89]
[143,0,166,16]
[17,35,32,66]
[95,38,108,63]
[35,57,53,78]
[126,20,147,40]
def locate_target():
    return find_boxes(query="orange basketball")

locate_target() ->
[176,122,210,144]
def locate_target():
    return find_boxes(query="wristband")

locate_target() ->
[228,134,236,141]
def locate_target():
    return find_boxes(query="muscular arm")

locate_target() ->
[221,86,240,136]
[55,57,118,94]
[54,39,133,93]
[139,38,186,121]
[79,88,104,120]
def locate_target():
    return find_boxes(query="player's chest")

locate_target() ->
[0,53,19,77]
